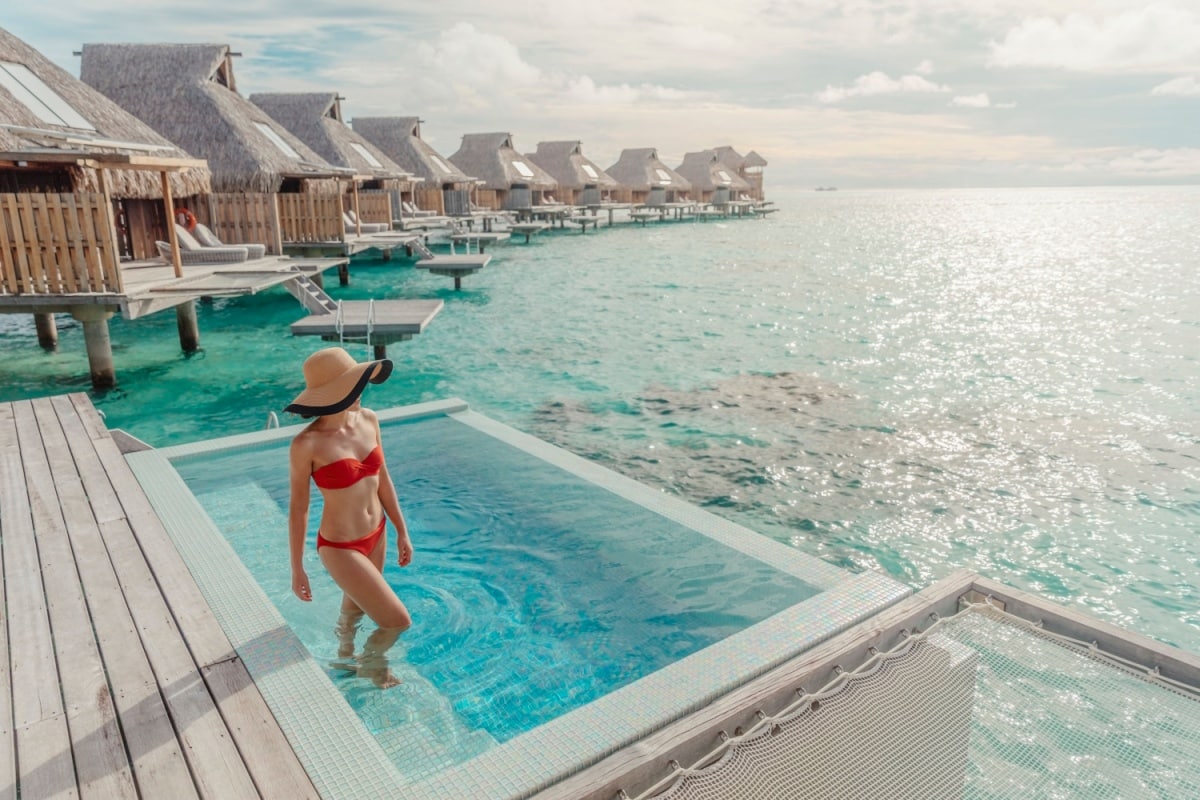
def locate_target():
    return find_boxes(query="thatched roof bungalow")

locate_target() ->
[448,132,556,211]
[604,148,691,205]
[526,140,618,206]
[0,27,209,265]
[80,43,346,194]
[249,92,415,223]
[674,149,752,204]
[0,28,209,197]
[715,145,767,200]
[249,93,410,183]
[351,116,474,216]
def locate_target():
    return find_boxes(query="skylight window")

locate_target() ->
[511,160,535,178]
[0,62,94,131]
[717,170,732,184]
[431,155,451,174]
[581,164,598,179]
[349,142,383,168]
[654,167,673,184]
[254,122,301,159]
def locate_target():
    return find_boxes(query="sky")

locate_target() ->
[7,1,1199,189]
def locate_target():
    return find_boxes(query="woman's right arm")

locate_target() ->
[288,436,314,602]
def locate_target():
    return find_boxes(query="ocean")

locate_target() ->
[3,185,1197,652]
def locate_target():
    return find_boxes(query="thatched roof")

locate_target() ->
[713,145,746,171]
[249,93,410,181]
[352,116,474,186]
[80,43,346,193]
[526,140,618,190]
[448,132,556,191]
[0,27,210,198]
[675,150,752,192]
[743,150,768,168]
[604,148,691,192]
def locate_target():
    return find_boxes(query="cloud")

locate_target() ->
[565,76,696,105]
[1151,76,1200,96]
[949,94,1017,109]
[989,3,1200,73]
[952,93,991,108]
[914,59,934,75]
[817,71,951,103]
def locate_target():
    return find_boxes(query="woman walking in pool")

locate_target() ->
[286,346,413,688]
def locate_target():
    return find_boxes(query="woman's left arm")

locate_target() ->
[371,412,413,567]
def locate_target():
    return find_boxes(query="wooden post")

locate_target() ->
[373,344,387,360]
[351,181,362,236]
[159,172,183,278]
[175,299,200,353]
[72,306,116,389]
[338,262,350,286]
[34,312,58,350]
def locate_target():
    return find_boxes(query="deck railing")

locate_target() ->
[0,192,121,295]
[349,192,392,225]
[276,192,345,244]
[197,193,282,255]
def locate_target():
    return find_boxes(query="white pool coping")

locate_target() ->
[130,398,910,799]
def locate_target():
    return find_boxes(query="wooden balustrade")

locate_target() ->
[0,193,121,295]
[275,192,345,244]
[196,193,282,255]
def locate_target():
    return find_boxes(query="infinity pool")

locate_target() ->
[132,400,908,798]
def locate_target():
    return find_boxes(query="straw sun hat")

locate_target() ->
[285,347,392,417]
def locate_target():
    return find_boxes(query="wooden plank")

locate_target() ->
[0,195,18,293]
[47,397,197,798]
[74,196,105,292]
[3,401,77,799]
[17,195,47,294]
[7,195,35,293]
[46,196,77,294]
[61,195,97,294]
[0,405,15,800]
[69,436,259,799]
[28,399,136,800]
[201,659,318,799]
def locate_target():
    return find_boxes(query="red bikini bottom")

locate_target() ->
[317,516,386,558]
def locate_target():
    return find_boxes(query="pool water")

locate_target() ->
[172,412,821,774]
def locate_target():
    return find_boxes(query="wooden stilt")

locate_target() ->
[373,344,387,360]
[338,263,350,286]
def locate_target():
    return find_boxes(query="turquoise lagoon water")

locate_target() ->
[3,186,1198,657]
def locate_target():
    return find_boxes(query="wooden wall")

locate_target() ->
[0,193,122,294]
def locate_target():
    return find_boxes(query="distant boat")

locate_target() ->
[815,186,838,192]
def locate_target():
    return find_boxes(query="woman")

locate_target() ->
[286,346,413,688]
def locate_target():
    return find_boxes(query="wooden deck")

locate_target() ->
[0,394,317,800]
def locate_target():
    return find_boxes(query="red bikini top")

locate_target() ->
[311,444,383,489]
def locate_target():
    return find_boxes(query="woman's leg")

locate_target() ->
[320,545,411,687]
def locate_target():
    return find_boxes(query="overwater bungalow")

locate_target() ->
[605,147,692,206]
[674,149,753,205]
[448,132,557,212]
[249,92,415,232]
[0,26,222,385]
[80,44,364,253]
[714,145,767,201]
[352,116,476,217]
[525,140,619,207]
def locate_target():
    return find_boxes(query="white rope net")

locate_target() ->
[633,604,1200,800]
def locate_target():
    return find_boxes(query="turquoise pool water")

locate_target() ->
[170,411,823,774]
[4,185,1198,658]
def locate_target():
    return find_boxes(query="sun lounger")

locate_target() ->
[193,223,267,259]
[343,211,389,234]
[401,201,439,218]
[157,224,249,265]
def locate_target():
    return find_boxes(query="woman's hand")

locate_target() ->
[292,568,312,601]
[397,533,414,567]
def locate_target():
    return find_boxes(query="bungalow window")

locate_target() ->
[349,142,383,168]
[717,170,732,184]
[511,160,535,178]
[654,168,673,185]
[254,122,302,158]
[431,155,451,174]
[581,164,598,179]
[0,61,95,131]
